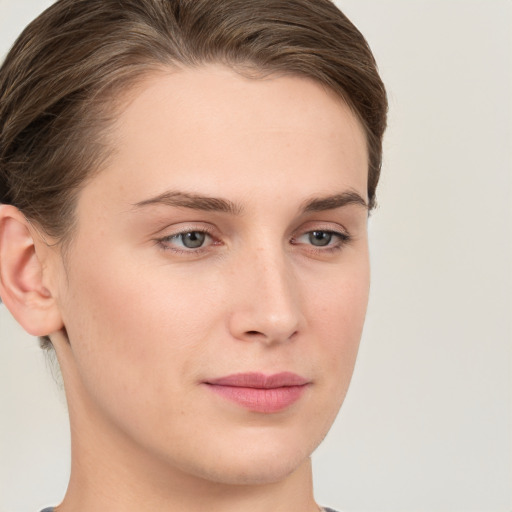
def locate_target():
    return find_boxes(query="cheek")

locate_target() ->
[306,258,370,389]
[59,245,197,398]
[58,236,237,410]
[307,252,369,339]
[57,249,225,457]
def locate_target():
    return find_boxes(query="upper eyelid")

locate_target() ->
[158,228,217,246]
[152,214,353,236]
[164,226,215,236]
[293,223,350,238]
[154,223,217,238]
[291,229,350,244]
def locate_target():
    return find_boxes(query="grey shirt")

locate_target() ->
[41,508,340,511]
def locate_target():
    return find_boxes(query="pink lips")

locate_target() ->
[205,372,309,413]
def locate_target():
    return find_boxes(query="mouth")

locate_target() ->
[204,372,310,413]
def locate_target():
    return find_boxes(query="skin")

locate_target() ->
[0,64,369,512]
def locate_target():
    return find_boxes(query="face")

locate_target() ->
[50,64,370,486]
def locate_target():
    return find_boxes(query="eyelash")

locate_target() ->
[156,226,218,255]
[290,229,351,254]
[155,227,351,256]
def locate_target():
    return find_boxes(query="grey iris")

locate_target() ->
[309,231,332,246]
[181,232,206,248]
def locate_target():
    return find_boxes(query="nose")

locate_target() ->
[227,246,303,345]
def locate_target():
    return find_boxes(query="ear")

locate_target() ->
[0,205,64,337]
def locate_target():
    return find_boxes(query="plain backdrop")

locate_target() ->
[0,1,511,511]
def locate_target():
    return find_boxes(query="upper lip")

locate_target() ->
[205,372,309,389]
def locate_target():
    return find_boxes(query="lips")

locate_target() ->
[204,372,310,413]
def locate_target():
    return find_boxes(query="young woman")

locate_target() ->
[0,1,387,511]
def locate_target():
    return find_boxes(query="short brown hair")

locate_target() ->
[0,0,387,347]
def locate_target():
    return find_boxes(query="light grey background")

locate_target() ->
[1,1,511,511]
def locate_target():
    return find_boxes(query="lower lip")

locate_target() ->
[205,384,308,413]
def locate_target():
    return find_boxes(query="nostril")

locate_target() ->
[246,330,262,336]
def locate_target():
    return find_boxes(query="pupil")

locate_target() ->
[309,231,331,246]
[182,232,205,248]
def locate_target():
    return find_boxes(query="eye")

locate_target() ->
[291,228,350,251]
[157,229,214,252]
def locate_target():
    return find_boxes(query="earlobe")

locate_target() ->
[0,205,64,337]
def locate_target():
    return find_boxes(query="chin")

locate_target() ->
[196,452,311,486]
[173,429,318,486]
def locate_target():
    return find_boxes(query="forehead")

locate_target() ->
[81,64,368,212]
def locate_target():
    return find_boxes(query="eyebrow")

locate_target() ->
[132,189,368,215]
[301,190,368,212]
[132,191,244,215]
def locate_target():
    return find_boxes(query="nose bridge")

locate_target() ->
[229,239,302,343]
